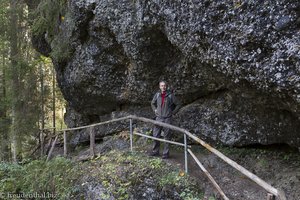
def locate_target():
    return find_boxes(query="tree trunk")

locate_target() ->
[10,0,19,163]
[40,63,45,157]
[52,67,56,136]
[0,53,10,161]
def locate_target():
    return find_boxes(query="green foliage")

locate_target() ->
[180,188,205,200]
[257,158,268,167]
[159,171,203,199]
[50,36,74,62]
[149,157,163,169]
[283,154,291,161]
[0,157,79,199]
[0,0,9,39]
[0,162,23,193]
[159,171,188,187]
[0,0,68,162]
[31,0,67,39]
[31,0,75,62]
[82,150,203,200]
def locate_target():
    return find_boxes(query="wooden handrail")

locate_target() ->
[49,114,286,200]
[57,116,131,132]
[47,116,131,138]
[128,115,286,200]
[188,149,229,200]
[46,136,58,161]
[134,132,191,148]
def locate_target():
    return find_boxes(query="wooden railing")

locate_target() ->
[46,115,286,200]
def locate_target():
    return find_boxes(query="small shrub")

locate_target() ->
[89,151,203,199]
[50,36,74,62]
[0,157,80,199]
[159,171,189,187]
[0,162,23,193]
[159,171,203,199]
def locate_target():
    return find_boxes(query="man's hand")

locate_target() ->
[155,109,158,115]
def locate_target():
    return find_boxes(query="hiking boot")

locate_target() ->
[148,151,159,157]
[162,154,169,159]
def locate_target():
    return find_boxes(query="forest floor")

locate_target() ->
[52,131,300,200]
[133,138,300,200]
[154,144,300,200]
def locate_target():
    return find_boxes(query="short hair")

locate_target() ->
[159,80,167,86]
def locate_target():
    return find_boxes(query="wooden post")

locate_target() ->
[46,136,58,161]
[63,131,67,157]
[184,132,188,174]
[129,115,287,200]
[188,149,229,200]
[130,118,133,151]
[51,115,286,200]
[45,137,53,155]
[90,127,95,158]
[267,193,275,200]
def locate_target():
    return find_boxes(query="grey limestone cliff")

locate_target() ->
[31,0,300,148]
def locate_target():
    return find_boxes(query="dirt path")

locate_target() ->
[136,144,267,200]
[165,147,268,200]
[135,137,300,200]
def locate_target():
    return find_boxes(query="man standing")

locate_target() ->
[150,81,181,159]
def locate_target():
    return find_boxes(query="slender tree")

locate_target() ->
[0,0,66,161]
[0,0,10,162]
[40,62,45,156]
[9,0,19,162]
[52,65,56,137]
[0,50,10,161]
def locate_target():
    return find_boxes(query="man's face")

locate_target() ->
[159,82,167,93]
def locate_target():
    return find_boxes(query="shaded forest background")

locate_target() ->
[0,0,66,163]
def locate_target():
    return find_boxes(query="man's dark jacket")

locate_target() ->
[151,90,181,118]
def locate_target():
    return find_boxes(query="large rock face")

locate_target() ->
[34,0,300,147]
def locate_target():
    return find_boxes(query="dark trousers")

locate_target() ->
[152,116,171,156]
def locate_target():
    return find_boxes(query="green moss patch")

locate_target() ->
[79,150,203,199]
